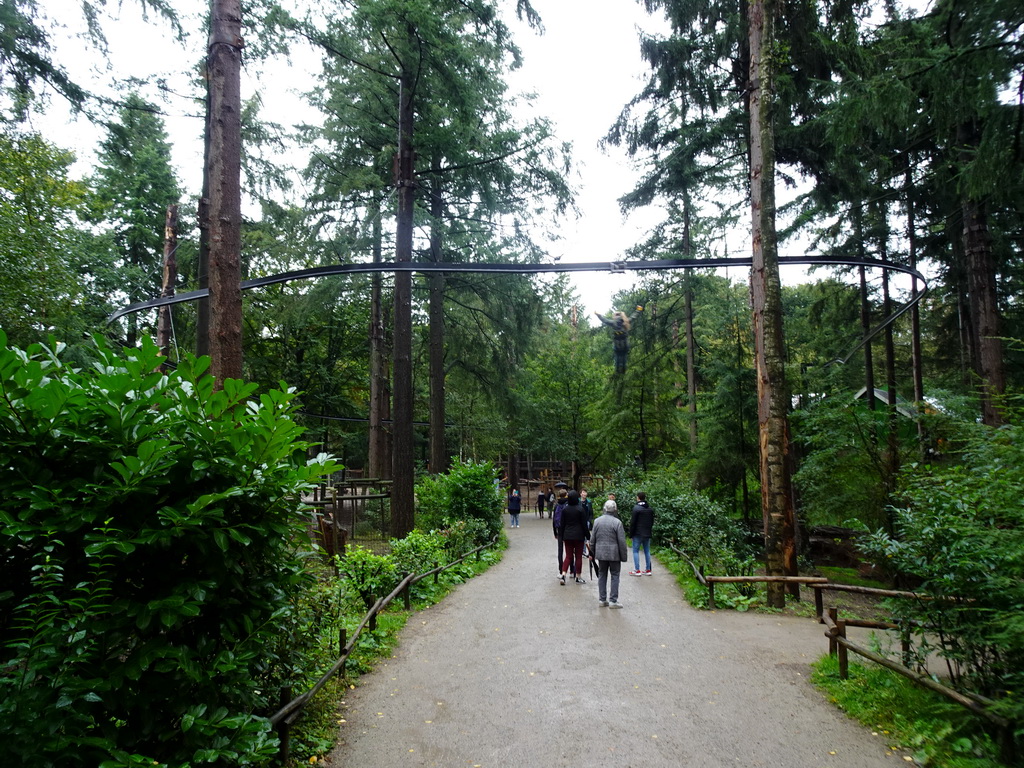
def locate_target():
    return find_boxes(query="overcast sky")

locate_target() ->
[46,1,726,319]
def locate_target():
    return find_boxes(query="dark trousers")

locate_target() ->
[557,538,575,574]
[598,560,622,602]
[561,540,585,577]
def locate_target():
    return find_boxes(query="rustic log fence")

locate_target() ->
[668,543,1016,762]
[267,533,500,765]
[667,542,827,608]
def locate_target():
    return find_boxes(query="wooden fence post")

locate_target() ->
[339,628,347,658]
[814,585,824,622]
[837,619,849,679]
[901,625,912,668]
[708,580,716,610]
[403,576,411,610]
[276,685,292,765]
[828,608,838,656]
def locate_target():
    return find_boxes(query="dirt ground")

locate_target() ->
[325,514,916,768]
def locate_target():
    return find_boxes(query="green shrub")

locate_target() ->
[608,468,758,572]
[415,459,502,541]
[0,333,336,767]
[389,529,445,578]
[336,545,399,611]
[858,415,1024,728]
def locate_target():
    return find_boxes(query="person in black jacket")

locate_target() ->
[557,490,590,585]
[629,492,655,576]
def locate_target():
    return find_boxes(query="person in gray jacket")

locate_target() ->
[591,501,628,608]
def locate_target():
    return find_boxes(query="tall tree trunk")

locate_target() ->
[157,204,178,367]
[368,198,391,480]
[428,169,448,474]
[391,69,416,538]
[749,0,796,607]
[880,221,900,534]
[206,0,243,383]
[906,168,927,456]
[685,286,698,450]
[960,135,1005,427]
[855,204,876,412]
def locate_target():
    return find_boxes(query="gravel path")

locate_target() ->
[325,512,907,767]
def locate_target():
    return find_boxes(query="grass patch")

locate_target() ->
[816,565,890,590]
[811,654,1008,768]
[285,540,507,766]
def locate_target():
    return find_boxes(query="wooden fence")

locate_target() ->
[267,534,500,765]
[668,543,1016,763]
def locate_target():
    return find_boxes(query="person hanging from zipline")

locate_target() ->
[595,306,642,374]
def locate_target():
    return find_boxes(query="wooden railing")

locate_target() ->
[267,534,500,765]
[667,543,827,608]
[666,545,1016,762]
[819,598,1016,763]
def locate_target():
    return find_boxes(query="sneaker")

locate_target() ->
[599,600,609,607]
[609,601,623,609]
[559,574,565,585]
[574,577,586,584]
[629,570,643,577]
[643,569,652,575]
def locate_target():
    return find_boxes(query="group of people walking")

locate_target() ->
[508,485,655,609]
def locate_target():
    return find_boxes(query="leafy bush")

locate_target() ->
[0,334,335,767]
[790,396,920,530]
[389,529,445,578]
[607,468,758,573]
[415,459,502,541]
[858,416,1024,727]
[337,545,399,611]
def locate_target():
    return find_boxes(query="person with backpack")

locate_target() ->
[557,490,590,585]
[591,497,628,607]
[551,490,570,578]
[629,491,655,576]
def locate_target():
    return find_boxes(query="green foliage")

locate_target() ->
[812,655,1005,768]
[857,416,1024,726]
[389,529,445,578]
[607,468,761,608]
[337,546,398,611]
[415,459,502,541]
[0,332,336,767]
[791,394,919,529]
[0,132,98,347]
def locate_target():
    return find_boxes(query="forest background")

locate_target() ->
[2,0,1024,765]
[1,0,1018,517]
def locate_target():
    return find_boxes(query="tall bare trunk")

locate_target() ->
[206,0,243,383]
[749,0,796,607]
[428,169,448,474]
[685,287,698,450]
[906,169,926,455]
[391,69,416,537]
[368,199,391,480]
[961,174,1005,426]
[157,204,178,366]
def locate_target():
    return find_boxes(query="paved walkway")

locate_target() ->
[326,511,908,767]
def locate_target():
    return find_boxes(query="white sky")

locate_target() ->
[42,1,830,322]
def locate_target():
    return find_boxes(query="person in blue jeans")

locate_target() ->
[507,488,521,528]
[629,492,654,576]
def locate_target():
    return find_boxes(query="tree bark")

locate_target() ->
[428,169,448,474]
[685,286,698,450]
[206,0,243,383]
[961,181,1005,426]
[157,204,178,366]
[368,197,391,480]
[906,168,926,456]
[391,68,416,538]
[748,0,796,608]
